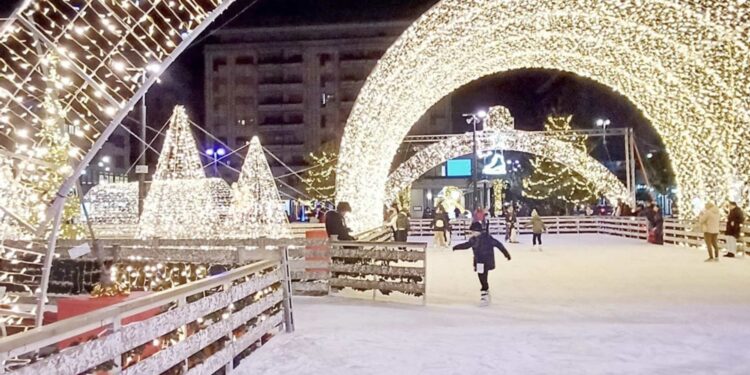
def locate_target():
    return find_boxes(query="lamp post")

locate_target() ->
[206,147,226,177]
[462,110,487,211]
[596,118,611,145]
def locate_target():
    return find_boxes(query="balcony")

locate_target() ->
[257,123,305,132]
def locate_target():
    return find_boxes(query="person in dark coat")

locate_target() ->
[453,222,511,306]
[724,201,744,257]
[648,205,664,245]
[394,210,410,242]
[325,202,356,241]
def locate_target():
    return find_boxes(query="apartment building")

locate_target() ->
[204,21,453,183]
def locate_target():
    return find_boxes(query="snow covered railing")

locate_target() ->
[87,223,327,240]
[329,241,427,304]
[0,259,293,374]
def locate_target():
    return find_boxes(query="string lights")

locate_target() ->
[523,115,599,204]
[225,137,290,239]
[82,182,139,226]
[384,129,629,207]
[137,106,232,240]
[338,0,750,231]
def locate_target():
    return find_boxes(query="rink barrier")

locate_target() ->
[329,240,427,304]
[409,216,749,253]
[86,223,327,240]
[0,259,293,375]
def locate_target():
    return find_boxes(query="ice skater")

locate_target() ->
[453,222,511,306]
[528,209,546,251]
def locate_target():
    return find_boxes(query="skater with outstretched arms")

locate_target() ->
[453,222,511,306]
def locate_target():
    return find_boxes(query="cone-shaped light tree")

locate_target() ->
[227,137,290,239]
[137,106,231,239]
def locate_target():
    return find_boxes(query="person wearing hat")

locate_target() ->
[452,221,511,306]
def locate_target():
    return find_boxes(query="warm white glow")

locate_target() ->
[337,0,750,230]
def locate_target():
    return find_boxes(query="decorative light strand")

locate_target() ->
[338,0,750,230]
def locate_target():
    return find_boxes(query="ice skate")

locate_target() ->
[704,257,714,262]
[479,291,490,307]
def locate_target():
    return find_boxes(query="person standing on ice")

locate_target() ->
[724,201,744,257]
[528,209,546,251]
[698,202,721,262]
[453,222,511,306]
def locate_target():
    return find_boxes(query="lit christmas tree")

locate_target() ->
[22,55,85,239]
[523,115,598,205]
[137,106,231,239]
[226,136,290,239]
[303,142,337,202]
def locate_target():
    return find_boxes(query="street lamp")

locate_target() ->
[596,118,611,145]
[462,109,487,211]
[206,147,226,177]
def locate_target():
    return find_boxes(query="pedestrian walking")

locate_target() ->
[453,222,511,306]
[724,201,744,257]
[528,209,546,251]
[698,202,721,261]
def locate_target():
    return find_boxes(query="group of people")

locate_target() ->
[697,201,745,261]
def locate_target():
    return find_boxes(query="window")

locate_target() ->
[236,56,254,65]
[236,119,247,126]
[319,53,332,66]
[212,57,227,72]
[115,155,125,169]
[321,115,327,128]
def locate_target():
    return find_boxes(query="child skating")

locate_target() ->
[453,222,512,306]
[528,209,546,251]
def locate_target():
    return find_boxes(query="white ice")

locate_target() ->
[238,234,750,374]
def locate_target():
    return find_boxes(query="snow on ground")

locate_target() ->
[239,234,750,375]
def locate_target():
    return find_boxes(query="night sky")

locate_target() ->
[1,0,665,162]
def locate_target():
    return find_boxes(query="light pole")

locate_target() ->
[206,147,226,177]
[596,118,611,145]
[462,109,487,211]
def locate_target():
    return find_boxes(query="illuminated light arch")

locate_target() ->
[384,130,630,206]
[337,0,750,230]
[0,0,239,233]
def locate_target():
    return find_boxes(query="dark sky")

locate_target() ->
[1,0,663,161]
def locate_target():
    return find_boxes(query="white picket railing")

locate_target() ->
[0,258,293,374]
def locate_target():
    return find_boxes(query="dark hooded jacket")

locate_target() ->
[453,232,511,271]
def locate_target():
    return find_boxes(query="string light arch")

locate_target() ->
[337,0,750,231]
[384,130,630,206]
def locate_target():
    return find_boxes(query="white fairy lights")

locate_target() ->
[384,128,629,207]
[0,0,230,240]
[82,182,139,226]
[338,0,750,231]
[137,106,231,240]
[225,137,290,239]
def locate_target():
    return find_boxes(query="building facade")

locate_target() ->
[204,21,453,183]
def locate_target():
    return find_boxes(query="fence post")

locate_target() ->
[112,314,122,374]
[280,246,295,333]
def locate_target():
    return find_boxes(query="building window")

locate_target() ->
[321,115,327,128]
[319,53,332,66]
[115,155,125,169]
[212,57,227,72]
[236,56,254,65]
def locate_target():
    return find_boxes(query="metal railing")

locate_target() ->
[0,257,293,374]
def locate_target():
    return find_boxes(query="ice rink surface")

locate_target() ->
[239,234,750,374]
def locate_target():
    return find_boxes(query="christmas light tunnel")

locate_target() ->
[337,0,750,231]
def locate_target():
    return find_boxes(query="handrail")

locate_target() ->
[332,240,427,248]
[0,259,278,357]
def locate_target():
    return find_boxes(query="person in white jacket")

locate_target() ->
[698,202,721,262]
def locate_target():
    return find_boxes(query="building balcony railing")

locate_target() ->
[258,123,305,131]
